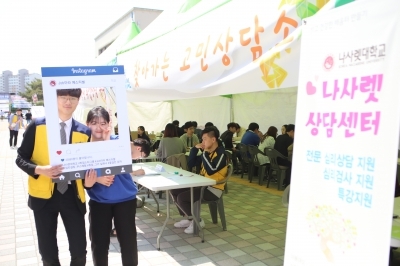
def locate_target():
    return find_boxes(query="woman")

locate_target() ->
[8,108,23,149]
[85,106,150,266]
[281,124,288,135]
[137,125,150,143]
[156,123,186,160]
[258,126,278,165]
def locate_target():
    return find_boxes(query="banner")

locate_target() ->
[285,0,400,265]
[118,0,335,101]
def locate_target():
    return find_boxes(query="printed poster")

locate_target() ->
[285,0,400,265]
[41,66,132,182]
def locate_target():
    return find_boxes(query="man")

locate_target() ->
[241,122,261,147]
[233,123,245,142]
[15,89,94,265]
[25,109,33,126]
[220,123,241,172]
[172,126,227,234]
[173,120,184,137]
[180,121,200,150]
[9,108,23,149]
[274,124,295,186]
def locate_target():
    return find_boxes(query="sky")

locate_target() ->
[0,0,167,75]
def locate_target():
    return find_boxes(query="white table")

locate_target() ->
[131,162,215,250]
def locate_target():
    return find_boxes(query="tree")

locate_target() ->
[19,78,43,103]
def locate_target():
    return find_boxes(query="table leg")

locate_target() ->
[190,187,204,242]
[157,189,170,250]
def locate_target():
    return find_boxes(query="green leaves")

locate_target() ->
[19,78,43,103]
[296,0,319,19]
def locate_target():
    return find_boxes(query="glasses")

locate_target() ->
[58,96,79,103]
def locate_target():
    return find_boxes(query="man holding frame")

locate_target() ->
[15,88,96,266]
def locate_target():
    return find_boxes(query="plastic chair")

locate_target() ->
[166,153,188,170]
[224,151,232,194]
[193,164,233,235]
[237,143,252,180]
[264,148,289,191]
[247,145,268,185]
[282,185,290,207]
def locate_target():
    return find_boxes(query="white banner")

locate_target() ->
[285,0,400,265]
[119,0,335,101]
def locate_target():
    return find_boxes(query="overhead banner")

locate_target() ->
[285,0,400,265]
[118,0,336,101]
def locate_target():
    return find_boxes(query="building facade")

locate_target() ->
[0,69,41,93]
[95,5,164,57]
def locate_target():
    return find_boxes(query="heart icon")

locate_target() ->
[61,159,64,162]
[306,81,316,95]
[56,150,62,155]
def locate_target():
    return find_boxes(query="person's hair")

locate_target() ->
[247,122,259,131]
[164,123,178,138]
[16,108,22,111]
[56,88,82,98]
[184,121,194,129]
[262,126,278,143]
[202,126,220,139]
[205,122,214,127]
[282,124,288,131]
[86,106,110,124]
[202,126,223,147]
[115,112,117,118]
[172,120,179,126]
[192,121,198,127]
[138,126,145,131]
[235,123,240,129]
[286,124,295,132]
[227,122,237,130]
[133,138,150,157]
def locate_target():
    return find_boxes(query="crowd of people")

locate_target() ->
[5,88,295,265]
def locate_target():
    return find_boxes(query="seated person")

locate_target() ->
[180,121,200,150]
[171,126,227,234]
[221,122,241,172]
[192,121,203,142]
[274,124,295,186]
[233,123,245,142]
[156,123,186,160]
[137,126,150,143]
[258,126,278,165]
[241,122,261,147]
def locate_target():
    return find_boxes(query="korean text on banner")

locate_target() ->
[284,0,400,265]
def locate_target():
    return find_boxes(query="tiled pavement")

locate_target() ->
[2,120,400,265]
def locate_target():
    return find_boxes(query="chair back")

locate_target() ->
[264,148,288,171]
[218,163,233,185]
[248,145,263,167]
[237,143,250,163]
[224,150,232,164]
[166,153,188,170]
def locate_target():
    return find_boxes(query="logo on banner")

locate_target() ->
[338,44,386,69]
[323,55,334,71]
[71,68,97,75]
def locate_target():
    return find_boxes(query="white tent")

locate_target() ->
[80,0,347,133]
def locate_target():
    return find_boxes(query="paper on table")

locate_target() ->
[132,166,160,176]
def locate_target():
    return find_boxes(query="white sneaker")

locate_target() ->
[184,218,205,234]
[174,219,191,228]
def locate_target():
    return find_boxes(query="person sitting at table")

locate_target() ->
[137,126,151,143]
[241,122,261,147]
[233,123,246,142]
[274,124,295,186]
[157,123,186,161]
[257,126,278,174]
[221,122,241,173]
[85,106,150,266]
[192,121,203,142]
[171,126,227,234]
[180,121,200,151]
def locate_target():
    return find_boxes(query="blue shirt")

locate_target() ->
[87,135,137,203]
[241,131,260,147]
